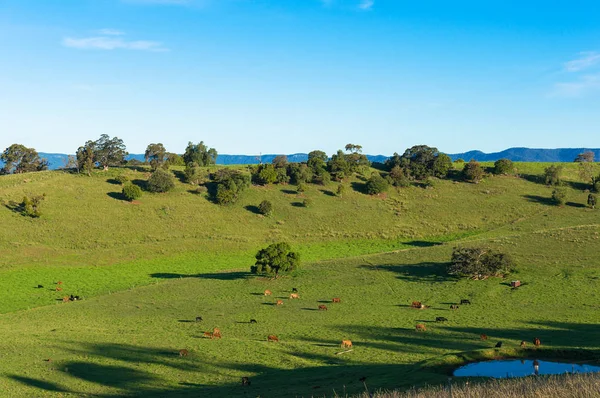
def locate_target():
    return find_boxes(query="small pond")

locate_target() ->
[454,359,600,378]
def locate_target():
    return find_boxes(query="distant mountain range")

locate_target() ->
[2,148,599,170]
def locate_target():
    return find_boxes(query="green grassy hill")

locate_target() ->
[0,162,599,397]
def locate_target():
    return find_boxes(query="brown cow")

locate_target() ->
[318,304,328,311]
[179,349,189,357]
[276,300,284,306]
[411,301,422,308]
[341,340,352,348]
[55,287,63,292]
[56,281,63,285]
[480,334,488,341]
[520,340,527,348]
[264,290,272,296]
[332,298,341,303]
[203,332,213,339]
[289,293,299,299]
[213,328,222,339]
[267,335,279,342]
[62,296,70,303]
[533,337,541,347]
[415,324,426,331]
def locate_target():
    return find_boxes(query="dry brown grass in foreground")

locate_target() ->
[354,372,600,398]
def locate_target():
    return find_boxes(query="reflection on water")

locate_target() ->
[454,360,600,378]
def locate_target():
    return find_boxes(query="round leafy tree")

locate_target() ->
[122,183,142,201]
[251,242,300,278]
[258,200,273,216]
[462,160,484,183]
[147,169,175,193]
[448,246,513,279]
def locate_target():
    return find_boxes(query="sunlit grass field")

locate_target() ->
[0,162,599,397]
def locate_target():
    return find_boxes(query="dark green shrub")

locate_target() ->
[544,165,563,186]
[336,184,348,197]
[258,200,273,216]
[462,160,484,183]
[251,242,300,277]
[365,174,389,195]
[493,159,514,175]
[147,169,175,193]
[21,194,45,218]
[122,183,142,201]
[552,187,567,206]
[588,194,597,209]
[297,183,307,193]
[115,175,129,185]
[302,198,313,208]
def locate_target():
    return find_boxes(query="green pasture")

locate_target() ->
[0,162,599,396]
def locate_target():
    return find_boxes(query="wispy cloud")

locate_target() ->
[358,0,374,10]
[565,51,600,72]
[96,28,125,36]
[62,31,168,52]
[552,74,600,98]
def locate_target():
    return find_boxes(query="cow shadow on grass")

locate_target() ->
[149,272,250,280]
[361,262,456,283]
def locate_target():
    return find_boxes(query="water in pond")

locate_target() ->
[454,360,600,378]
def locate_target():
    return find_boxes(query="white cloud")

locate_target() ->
[96,29,125,36]
[565,51,600,72]
[62,34,168,52]
[551,74,600,98]
[358,0,374,10]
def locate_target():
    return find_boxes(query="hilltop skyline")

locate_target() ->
[2,0,600,155]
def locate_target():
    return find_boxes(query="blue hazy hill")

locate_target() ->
[1,148,599,170]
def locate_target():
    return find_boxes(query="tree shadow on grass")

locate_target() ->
[172,170,187,184]
[244,205,261,214]
[107,192,128,201]
[566,201,586,208]
[523,195,555,206]
[520,174,544,185]
[291,202,305,207]
[565,180,591,191]
[106,178,121,185]
[350,181,366,194]
[280,189,297,195]
[8,376,71,393]
[149,271,251,280]
[361,262,456,283]
[404,241,443,248]
[319,189,336,197]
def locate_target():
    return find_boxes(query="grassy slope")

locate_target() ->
[0,162,599,397]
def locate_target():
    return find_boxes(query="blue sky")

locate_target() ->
[1,0,599,156]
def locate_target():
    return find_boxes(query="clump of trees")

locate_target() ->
[76,135,128,175]
[385,145,452,180]
[574,151,595,163]
[462,160,484,183]
[251,242,300,278]
[147,169,175,193]
[183,141,217,167]
[212,169,250,205]
[1,144,48,174]
[122,183,142,201]
[144,143,168,171]
[448,247,513,279]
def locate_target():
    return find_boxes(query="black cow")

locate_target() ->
[495,341,503,348]
[250,319,257,324]
[292,288,298,293]
[460,299,471,305]
[435,317,448,322]
[242,376,251,386]
[195,316,203,322]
